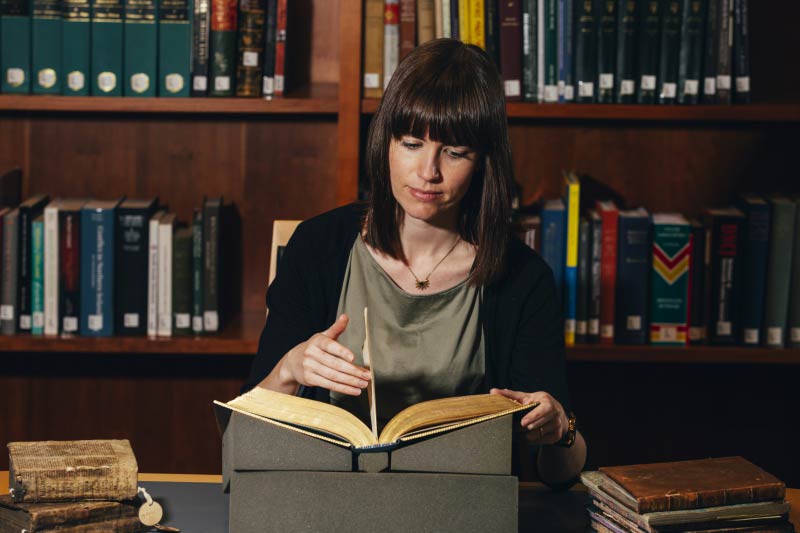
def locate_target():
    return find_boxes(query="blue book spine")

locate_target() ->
[739,198,770,346]
[542,203,566,306]
[557,0,565,102]
[615,211,651,344]
[450,0,459,39]
[80,206,115,336]
[31,217,44,335]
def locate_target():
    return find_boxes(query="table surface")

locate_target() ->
[3,472,799,532]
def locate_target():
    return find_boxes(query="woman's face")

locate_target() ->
[388,133,477,226]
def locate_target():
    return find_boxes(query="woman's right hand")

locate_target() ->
[279,314,371,396]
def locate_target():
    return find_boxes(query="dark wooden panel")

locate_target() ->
[749,0,800,103]
[0,117,28,179]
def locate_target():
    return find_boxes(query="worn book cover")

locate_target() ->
[208,0,236,95]
[235,0,265,97]
[0,495,143,532]
[0,208,18,335]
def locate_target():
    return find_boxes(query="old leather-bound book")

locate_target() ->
[598,456,786,514]
[8,440,138,503]
[0,495,144,532]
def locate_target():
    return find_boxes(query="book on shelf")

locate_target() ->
[499,0,522,101]
[30,214,43,335]
[701,0,718,103]
[90,0,124,96]
[172,225,193,335]
[59,201,84,335]
[1,208,19,335]
[80,199,121,337]
[363,0,384,98]
[146,210,164,337]
[272,0,289,97]
[42,199,60,336]
[788,196,800,349]
[542,0,557,102]
[702,207,744,345]
[535,0,544,101]
[714,0,732,104]
[123,0,158,97]
[588,209,602,343]
[260,0,277,98]
[61,0,90,95]
[636,0,660,104]
[563,172,581,345]
[541,198,566,309]
[384,0,400,90]
[763,196,796,349]
[677,0,706,105]
[31,0,61,94]
[596,0,617,104]
[615,207,650,345]
[484,0,498,62]
[191,207,204,334]
[458,0,468,44]
[235,0,264,97]
[158,0,193,97]
[17,194,48,333]
[732,0,749,104]
[417,0,434,45]
[596,200,619,344]
[576,217,591,344]
[555,0,573,102]
[157,211,176,337]
[521,0,537,102]
[208,0,237,96]
[467,0,485,49]
[0,0,31,93]
[657,0,681,105]
[737,193,770,346]
[399,0,416,61]
[615,0,637,104]
[687,218,706,344]
[190,0,210,95]
[649,213,690,346]
[574,0,596,103]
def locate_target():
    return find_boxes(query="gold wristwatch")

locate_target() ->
[554,411,577,448]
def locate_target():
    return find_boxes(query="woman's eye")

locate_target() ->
[402,141,421,149]
[447,149,470,159]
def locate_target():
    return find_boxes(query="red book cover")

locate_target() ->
[597,201,619,344]
[274,0,287,96]
[399,0,416,60]
[59,211,81,334]
[498,0,522,100]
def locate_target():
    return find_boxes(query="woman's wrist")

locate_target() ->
[259,354,300,395]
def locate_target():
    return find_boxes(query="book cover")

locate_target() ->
[468,0,484,48]
[576,217,590,344]
[1,0,32,93]
[363,0,384,98]
[597,0,617,103]
[614,0,636,103]
[701,0,717,102]
[649,213,690,346]
[91,0,124,95]
[635,0,660,104]
[417,0,434,44]
[115,198,158,336]
[79,199,121,337]
[1,209,19,335]
[788,197,800,349]
[442,0,451,38]
[450,0,458,39]
[762,196,796,348]
[399,0,416,61]
[173,226,193,335]
[30,215,44,335]
[43,199,61,336]
[208,0,236,96]
[702,207,744,345]
[542,0,557,101]
[574,0,597,102]
[383,0,399,89]
[260,0,277,97]
[499,0,522,101]
[235,0,264,97]
[732,0,749,103]
[458,0,469,44]
[715,0,732,104]
[588,209,602,343]
[737,194,770,346]
[597,200,618,344]
[563,173,581,344]
[190,0,209,95]
[687,219,705,344]
[484,0,498,62]
[0,495,143,532]
[123,0,157,96]
[157,212,176,337]
[521,0,537,101]
[657,0,681,104]
[615,207,650,345]
[32,0,61,93]
[146,210,163,337]
[61,0,91,95]
[555,0,573,102]
[202,197,221,333]
[541,198,566,311]
[17,194,49,332]
[191,207,204,334]
[158,0,192,96]
[59,205,82,334]
[677,0,705,104]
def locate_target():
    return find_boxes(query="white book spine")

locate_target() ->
[383,0,400,89]
[43,205,59,336]
[147,216,160,337]
[157,220,173,337]
[537,0,545,102]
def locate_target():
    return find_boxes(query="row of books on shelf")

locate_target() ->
[514,176,800,349]
[0,193,231,339]
[367,0,751,105]
[0,0,293,97]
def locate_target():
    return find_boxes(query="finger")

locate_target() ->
[317,336,356,362]
[492,388,529,403]
[306,373,363,396]
[523,411,558,430]
[307,359,370,390]
[307,345,371,380]
[322,314,349,340]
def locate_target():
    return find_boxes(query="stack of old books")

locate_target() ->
[0,439,145,533]
[581,457,794,533]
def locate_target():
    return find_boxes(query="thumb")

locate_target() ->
[492,388,527,403]
[323,314,349,340]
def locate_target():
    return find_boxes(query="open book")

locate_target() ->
[214,387,536,450]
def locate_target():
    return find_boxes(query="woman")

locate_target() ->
[243,38,586,487]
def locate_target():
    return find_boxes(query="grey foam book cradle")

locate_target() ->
[214,404,519,532]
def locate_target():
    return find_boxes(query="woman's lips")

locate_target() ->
[408,186,441,202]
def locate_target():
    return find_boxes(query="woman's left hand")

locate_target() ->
[490,388,568,446]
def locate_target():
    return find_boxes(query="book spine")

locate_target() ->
[739,200,770,346]
[499,0,522,100]
[32,0,61,93]
[44,205,59,335]
[80,207,114,336]
[31,218,44,335]
[599,208,618,343]
[706,214,743,345]
[91,0,124,95]
[615,214,650,345]
[484,0,498,63]
[192,209,204,334]
[450,0,458,39]
[635,0,659,104]
[576,218,590,344]
[688,220,705,344]
[657,0,680,104]
[564,180,580,345]
[542,0,556,101]
[701,0,717,102]
[157,219,173,337]
[788,199,800,349]
[715,0,731,104]
[417,0,434,43]
[190,0,210,95]
[469,0,484,48]
[61,0,91,94]
[146,214,159,337]
[614,0,636,103]
[59,210,80,334]
[260,0,276,97]
[434,0,442,37]
[542,207,566,310]
[732,0,749,103]
[203,203,220,332]
[208,0,236,95]
[596,0,617,103]
[574,0,596,102]
[123,0,157,96]
[235,0,265,97]
[441,0,451,38]
[399,0,416,61]
[588,214,602,342]
[522,0,537,101]
[459,0,469,43]
[1,212,19,334]
[677,0,705,104]
[650,222,690,345]
[1,0,32,93]
[383,0,399,89]
[555,0,573,101]
[763,202,796,348]
[17,205,33,331]
[363,0,384,98]
[158,0,192,96]
[273,0,286,95]
[115,208,151,335]
[172,230,192,335]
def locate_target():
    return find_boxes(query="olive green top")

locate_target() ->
[331,236,485,431]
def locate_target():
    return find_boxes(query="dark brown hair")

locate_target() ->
[363,38,514,286]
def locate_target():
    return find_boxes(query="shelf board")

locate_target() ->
[0,83,339,115]
[361,99,800,122]
[567,344,800,365]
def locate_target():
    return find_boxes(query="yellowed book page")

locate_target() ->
[225,387,375,448]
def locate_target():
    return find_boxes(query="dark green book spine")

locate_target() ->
[61,0,90,95]
[172,227,192,336]
[90,0,124,95]
[614,0,636,103]
[191,208,203,334]
[190,0,209,95]
[158,0,192,96]
[123,0,157,96]
[32,0,61,93]
[235,0,265,97]
[522,0,537,101]
[788,198,800,349]
[635,0,660,103]
[763,198,796,348]
[208,0,236,96]
[1,0,32,93]
[260,0,276,97]
[543,0,557,102]
[701,0,717,102]
[202,198,220,332]
[657,0,681,104]
[677,0,705,104]
[715,0,731,104]
[732,0,749,103]
[574,0,597,102]
[596,0,616,103]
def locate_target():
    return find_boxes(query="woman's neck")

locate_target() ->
[398,211,460,262]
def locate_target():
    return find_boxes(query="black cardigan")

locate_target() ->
[244,203,570,412]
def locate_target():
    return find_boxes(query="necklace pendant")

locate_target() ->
[415,279,431,290]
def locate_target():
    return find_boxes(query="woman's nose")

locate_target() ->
[417,150,441,182]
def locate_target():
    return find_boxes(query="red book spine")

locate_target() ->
[599,205,619,344]
[274,0,287,96]
[59,212,81,333]
[499,0,522,100]
[399,0,416,60]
